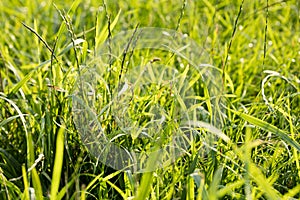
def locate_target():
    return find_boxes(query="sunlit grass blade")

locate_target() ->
[187,174,195,200]
[7,70,34,98]
[136,172,154,200]
[124,170,134,197]
[282,184,300,200]
[57,175,76,200]
[95,9,121,48]
[107,180,127,199]
[21,165,29,200]
[0,114,29,127]
[249,162,281,199]
[0,168,22,199]
[50,127,65,200]
[207,167,223,200]
[217,179,244,198]
[230,109,300,152]
[31,168,43,200]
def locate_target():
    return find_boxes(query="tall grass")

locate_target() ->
[0,0,299,199]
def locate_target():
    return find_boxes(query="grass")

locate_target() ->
[0,0,299,199]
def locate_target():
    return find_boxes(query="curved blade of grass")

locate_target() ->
[31,168,43,200]
[230,109,300,152]
[249,162,281,199]
[82,170,121,199]
[0,96,34,167]
[217,179,244,198]
[22,165,29,200]
[56,175,76,200]
[103,170,122,182]
[5,58,54,98]
[124,170,134,197]
[0,169,22,198]
[187,174,195,200]
[50,127,65,200]
[282,184,300,200]
[67,0,82,16]
[0,114,28,127]
[0,148,22,172]
[208,167,223,200]
[7,70,34,98]
[84,173,103,192]
[107,180,127,199]
[136,172,154,200]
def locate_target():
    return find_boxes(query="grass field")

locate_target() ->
[0,0,299,199]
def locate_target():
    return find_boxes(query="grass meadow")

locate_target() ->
[0,0,299,199]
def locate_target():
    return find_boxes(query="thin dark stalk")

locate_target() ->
[263,0,269,68]
[66,15,80,69]
[50,36,59,85]
[168,0,187,64]
[53,4,85,111]
[54,4,80,69]
[125,28,140,75]
[22,22,58,62]
[0,51,4,93]
[118,24,139,89]
[175,0,187,32]
[223,0,244,71]
[101,0,114,135]
[102,0,112,101]
[102,0,112,65]
[239,0,289,23]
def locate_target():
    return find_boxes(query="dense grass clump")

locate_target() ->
[0,0,299,199]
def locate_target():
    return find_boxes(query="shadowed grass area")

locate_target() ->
[0,0,299,199]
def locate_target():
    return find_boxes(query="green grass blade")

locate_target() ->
[7,70,34,98]
[107,180,127,199]
[208,167,223,200]
[50,127,65,200]
[136,172,154,200]
[187,175,195,200]
[95,9,121,48]
[0,95,34,167]
[0,169,22,198]
[31,168,43,200]
[0,148,21,173]
[282,184,300,200]
[0,114,28,127]
[231,109,300,152]
[84,173,103,192]
[217,180,244,198]
[56,175,76,200]
[249,162,281,199]
[124,170,134,197]
[21,165,29,200]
